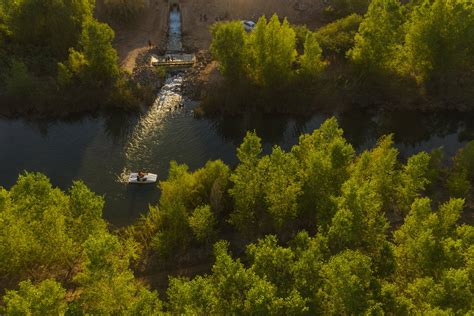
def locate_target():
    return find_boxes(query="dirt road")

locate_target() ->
[97,0,326,71]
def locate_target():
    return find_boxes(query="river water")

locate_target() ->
[0,9,473,226]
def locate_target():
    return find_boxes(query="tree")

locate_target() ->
[299,32,326,78]
[188,204,217,243]
[349,0,405,74]
[318,250,379,315]
[0,172,106,280]
[9,0,94,59]
[394,198,465,281]
[248,15,297,87]
[3,279,67,315]
[78,19,119,85]
[229,131,264,234]
[210,21,247,81]
[75,232,162,314]
[292,118,355,229]
[401,0,474,85]
[328,179,391,271]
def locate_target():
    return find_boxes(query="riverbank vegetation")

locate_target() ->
[203,0,474,114]
[1,118,473,314]
[0,0,150,117]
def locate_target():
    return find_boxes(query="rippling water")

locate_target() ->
[0,109,472,225]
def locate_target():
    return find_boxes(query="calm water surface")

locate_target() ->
[1,107,473,226]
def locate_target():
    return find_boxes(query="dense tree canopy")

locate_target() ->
[1,118,473,314]
[208,0,474,112]
[211,14,324,89]
[0,0,143,113]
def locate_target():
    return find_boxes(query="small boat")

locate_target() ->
[128,172,158,184]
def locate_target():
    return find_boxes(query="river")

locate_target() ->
[0,8,473,226]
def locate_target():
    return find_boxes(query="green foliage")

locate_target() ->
[299,32,326,78]
[446,141,474,198]
[1,118,474,315]
[229,132,303,234]
[210,21,247,81]
[211,14,325,89]
[188,204,217,243]
[77,19,119,86]
[401,0,474,85]
[292,117,355,228]
[8,0,93,59]
[315,13,363,57]
[319,250,378,314]
[0,172,106,279]
[75,231,162,314]
[394,198,466,281]
[3,279,67,315]
[248,15,297,87]
[0,0,133,110]
[151,160,230,257]
[349,0,405,74]
[2,59,37,97]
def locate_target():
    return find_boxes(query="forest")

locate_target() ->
[0,0,149,116]
[206,0,474,113]
[0,118,473,314]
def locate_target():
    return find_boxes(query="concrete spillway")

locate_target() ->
[150,4,195,68]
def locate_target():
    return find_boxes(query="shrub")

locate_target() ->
[315,14,363,57]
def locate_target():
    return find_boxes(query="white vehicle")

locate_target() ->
[128,172,158,184]
[243,20,256,32]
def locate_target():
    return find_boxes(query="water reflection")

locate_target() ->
[0,108,472,226]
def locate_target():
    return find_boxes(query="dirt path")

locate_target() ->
[181,0,325,51]
[97,0,326,72]
[96,0,169,72]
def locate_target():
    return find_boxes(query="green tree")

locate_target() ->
[394,198,465,281]
[401,0,474,85]
[0,172,106,280]
[318,250,379,315]
[292,118,355,229]
[188,204,217,243]
[328,179,391,270]
[78,19,119,85]
[3,279,67,315]
[210,21,247,81]
[75,232,162,314]
[2,59,37,97]
[349,0,405,74]
[248,15,297,87]
[9,0,94,59]
[229,131,264,234]
[299,32,326,78]
[230,133,303,234]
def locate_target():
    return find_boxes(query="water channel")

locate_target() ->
[0,8,473,226]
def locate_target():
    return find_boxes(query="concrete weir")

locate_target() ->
[151,1,195,68]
